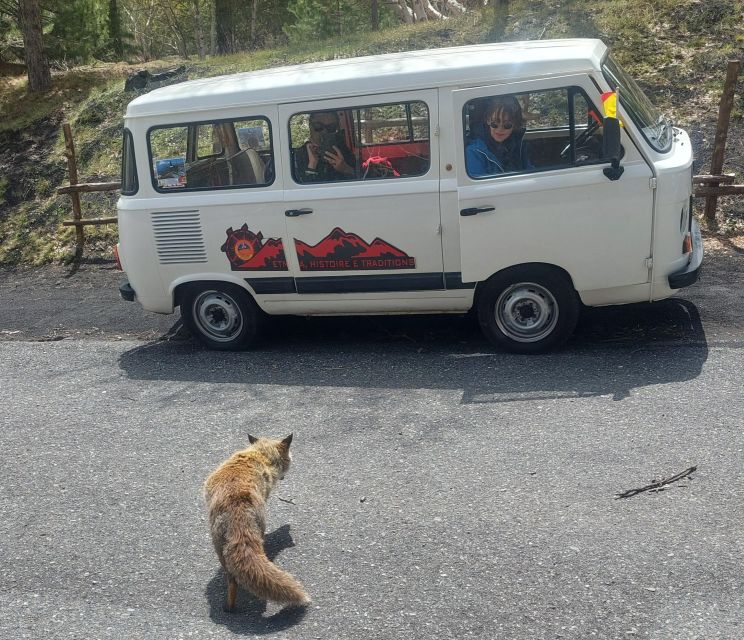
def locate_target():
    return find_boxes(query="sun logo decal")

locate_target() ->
[234,238,257,262]
[221,224,288,271]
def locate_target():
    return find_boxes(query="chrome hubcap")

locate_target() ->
[193,290,243,342]
[495,282,558,343]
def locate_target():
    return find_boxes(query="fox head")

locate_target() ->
[248,433,293,479]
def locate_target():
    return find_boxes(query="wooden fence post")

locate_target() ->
[58,124,120,262]
[62,123,85,260]
[704,60,741,229]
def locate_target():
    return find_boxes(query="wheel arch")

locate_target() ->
[171,274,259,309]
[472,262,578,311]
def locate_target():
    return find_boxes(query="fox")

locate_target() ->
[204,433,310,611]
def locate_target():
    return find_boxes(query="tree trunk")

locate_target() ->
[390,0,414,23]
[250,0,258,47]
[371,0,379,30]
[439,0,467,14]
[18,0,51,92]
[210,0,217,55]
[176,29,190,59]
[422,1,444,20]
[108,0,124,58]
[215,0,233,55]
[411,0,428,21]
[487,0,509,42]
[193,0,206,59]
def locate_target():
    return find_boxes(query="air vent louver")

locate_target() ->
[151,210,207,264]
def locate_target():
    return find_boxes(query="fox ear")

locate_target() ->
[248,434,258,445]
[280,433,293,449]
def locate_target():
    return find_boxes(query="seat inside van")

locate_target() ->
[185,157,229,188]
[184,123,267,188]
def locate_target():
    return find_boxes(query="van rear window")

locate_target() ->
[147,117,274,192]
[289,101,430,184]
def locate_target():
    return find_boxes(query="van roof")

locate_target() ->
[125,39,607,119]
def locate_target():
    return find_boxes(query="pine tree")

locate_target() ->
[285,0,389,42]
[47,0,108,63]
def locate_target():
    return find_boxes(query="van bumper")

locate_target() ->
[119,281,136,302]
[668,222,703,290]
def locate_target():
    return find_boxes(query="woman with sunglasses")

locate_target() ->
[466,96,531,177]
[294,111,356,183]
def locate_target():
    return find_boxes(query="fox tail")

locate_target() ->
[223,543,310,606]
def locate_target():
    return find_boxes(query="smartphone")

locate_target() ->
[318,131,343,158]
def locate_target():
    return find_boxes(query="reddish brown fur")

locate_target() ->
[204,434,310,610]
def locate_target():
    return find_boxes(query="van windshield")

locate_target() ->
[602,54,672,153]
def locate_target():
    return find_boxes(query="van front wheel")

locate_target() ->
[181,283,263,351]
[477,266,579,354]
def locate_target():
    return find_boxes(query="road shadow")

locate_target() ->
[119,298,708,403]
[65,256,118,278]
[205,524,308,634]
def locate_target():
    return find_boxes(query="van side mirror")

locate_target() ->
[602,117,624,181]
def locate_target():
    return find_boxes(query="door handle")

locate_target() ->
[285,208,313,217]
[460,206,495,217]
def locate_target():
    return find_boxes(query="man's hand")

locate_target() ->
[307,142,319,170]
[324,146,353,175]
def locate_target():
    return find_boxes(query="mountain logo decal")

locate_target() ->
[295,227,416,271]
[221,224,288,271]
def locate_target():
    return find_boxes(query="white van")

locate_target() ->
[116,38,702,353]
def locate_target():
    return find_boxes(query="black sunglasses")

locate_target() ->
[311,122,339,133]
[487,121,514,130]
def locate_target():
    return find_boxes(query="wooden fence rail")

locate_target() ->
[693,174,735,185]
[57,181,121,195]
[696,186,744,197]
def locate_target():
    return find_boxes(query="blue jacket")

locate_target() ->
[466,129,531,177]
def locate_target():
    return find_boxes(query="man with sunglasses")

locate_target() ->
[466,96,531,178]
[293,111,356,183]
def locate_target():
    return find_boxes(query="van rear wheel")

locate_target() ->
[181,283,263,351]
[477,266,579,354]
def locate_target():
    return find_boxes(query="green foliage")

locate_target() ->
[284,0,396,43]
[46,0,109,63]
[215,0,294,53]
[0,9,15,53]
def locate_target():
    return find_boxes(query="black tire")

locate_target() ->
[477,265,579,354]
[180,282,263,351]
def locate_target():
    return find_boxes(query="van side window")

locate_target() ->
[148,117,273,192]
[121,128,138,195]
[289,101,430,184]
[464,88,604,179]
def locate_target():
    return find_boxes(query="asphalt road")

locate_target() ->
[1,255,743,639]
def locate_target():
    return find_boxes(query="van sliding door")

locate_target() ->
[278,90,444,296]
